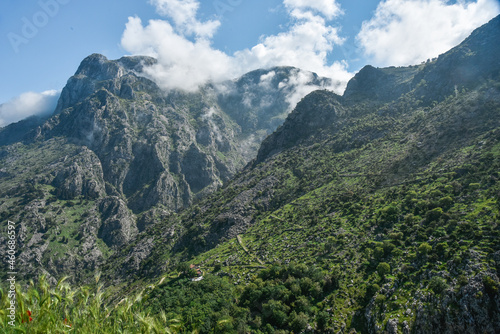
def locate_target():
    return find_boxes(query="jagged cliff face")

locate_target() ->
[36,54,242,213]
[27,54,333,213]
[0,55,331,281]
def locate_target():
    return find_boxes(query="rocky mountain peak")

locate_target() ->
[54,54,160,115]
[255,90,342,164]
[74,54,157,81]
[75,53,115,79]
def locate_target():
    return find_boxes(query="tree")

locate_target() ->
[289,311,308,333]
[426,207,443,222]
[262,300,289,327]
[418,242,432,257]
[428,276,448,294]
[316,311,329,331]
[483,276,499,296]
[377,262,391,278]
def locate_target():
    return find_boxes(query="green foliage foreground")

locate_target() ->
[0,265,339,334]
[0,275,182,334]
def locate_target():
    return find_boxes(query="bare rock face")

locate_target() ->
[411,273,500,334]
[181,143,219,194]
[98,197,137,248]
[0,53,332,283]
[51,147,106,200]
[37,55,242,213]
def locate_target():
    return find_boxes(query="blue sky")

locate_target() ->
[1,0,499,126]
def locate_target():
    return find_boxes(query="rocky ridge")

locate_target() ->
[0,56,333,282]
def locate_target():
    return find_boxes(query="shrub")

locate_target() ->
[435,242,449,256]
[380,204,399,223]
[389,232,403,241]
[366,284,380,299]
[418,242,432,257]
[375,294,386,305]
[483,276,499,296]
[429,276,448,294]
[323,236,336,253]
[383,241,396,256]
[426,207,443,222]
[374,247,385,260]
[469,183,481,190]
[377,262,391,278]
[439,196,453,209]
[457,275,468,287]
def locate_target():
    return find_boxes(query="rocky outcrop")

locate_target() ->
[51,147,106,200]
[411,273,500,334]
[343,65,420,103]
[98,197,137,247]
[255,90,343,163]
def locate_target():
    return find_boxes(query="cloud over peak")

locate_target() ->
[357,0,500,67]
[121,16,234,91]
[121,0,352,94]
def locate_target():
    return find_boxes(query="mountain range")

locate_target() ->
[1,14,499,334]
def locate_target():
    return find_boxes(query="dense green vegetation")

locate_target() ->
[4,83,500,333]
[99,79,500,332]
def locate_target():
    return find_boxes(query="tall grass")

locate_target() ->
[0,275,183,334]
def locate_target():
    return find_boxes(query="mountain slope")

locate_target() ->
[96,15,500,333]
[0,56,333,282]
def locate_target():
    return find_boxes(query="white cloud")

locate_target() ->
[283,0,343,19]
[121,17,234,91]
[233,10,351,90]
[149,0,220,38]
[259,71,276,89]
[357,0,500,67]
[280,69,331,109]
[121,0,353,95]
[0,90,59,127]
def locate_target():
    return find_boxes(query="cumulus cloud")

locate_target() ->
[0,90,59,127]
[279,69,331,109]
[233,9,352,90]
[283,0,343,19]
[121,17,234,91]
[357,0,500,67]
[149,0,220,38]
[121,0,353,94]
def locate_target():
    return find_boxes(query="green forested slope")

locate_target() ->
[98,16,500,333]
